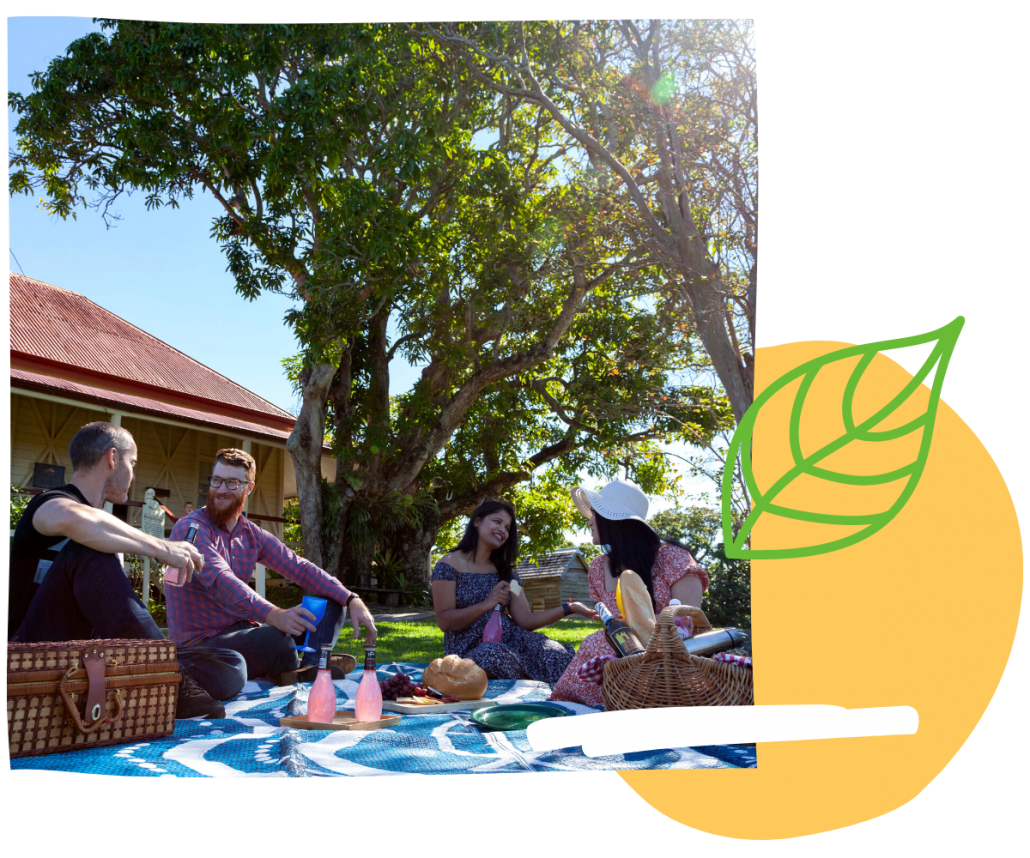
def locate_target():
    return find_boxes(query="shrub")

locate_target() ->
[9,488,31,560]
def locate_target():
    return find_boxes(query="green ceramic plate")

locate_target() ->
[470,703,569,732]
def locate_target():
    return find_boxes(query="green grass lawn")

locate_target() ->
[335,618,599,665]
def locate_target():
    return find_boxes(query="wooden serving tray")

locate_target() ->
[381,698,496,714]
[280,711,401,731]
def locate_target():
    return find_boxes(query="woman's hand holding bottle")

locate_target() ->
[485,580,510,610]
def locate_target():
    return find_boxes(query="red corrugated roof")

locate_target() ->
[12,368,294,443]
[9,273,296,421]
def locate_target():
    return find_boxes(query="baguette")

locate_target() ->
[420,654,489,700]
[618,569,656,644]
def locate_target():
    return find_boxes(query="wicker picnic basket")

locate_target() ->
[7,639,181,758]
[602,605,753,710]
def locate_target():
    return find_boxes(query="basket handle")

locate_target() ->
[58,665,124,735]
[641,604,714,661]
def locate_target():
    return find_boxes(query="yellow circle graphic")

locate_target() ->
[620,342,1023,839]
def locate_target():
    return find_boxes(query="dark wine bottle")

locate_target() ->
[596,602,645,658]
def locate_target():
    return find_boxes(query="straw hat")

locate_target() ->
[571,479,655,530]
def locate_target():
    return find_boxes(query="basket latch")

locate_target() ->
[57,648,123,735]
[82,649,107,725]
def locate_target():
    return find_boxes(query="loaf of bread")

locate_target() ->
[618,569,656,645]
[420,655,489,700]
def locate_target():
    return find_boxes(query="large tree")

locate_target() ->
[10,21,730,589]
[427,20,758,423]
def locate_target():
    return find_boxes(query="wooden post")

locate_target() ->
[104,411,123,516]
[255,562,266,598]
[241,438,252,518]
[142,556,151,607]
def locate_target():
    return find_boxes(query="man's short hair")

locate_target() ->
[215,448,256,481]
[69,422,135,471]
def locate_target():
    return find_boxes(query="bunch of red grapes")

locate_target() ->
[379,673,431,701]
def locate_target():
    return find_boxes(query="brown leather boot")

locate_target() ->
[329,653,357,674]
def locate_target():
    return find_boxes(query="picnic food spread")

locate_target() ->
[421,654,489,700]
[379,672,460,703]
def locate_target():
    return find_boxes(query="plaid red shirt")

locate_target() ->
[165,508,351,647]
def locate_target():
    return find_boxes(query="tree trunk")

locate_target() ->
[285,363,336,570]
[394,509,441,592]
[679,274,754,424]
[339,526,375,591]
[747,260,758,347]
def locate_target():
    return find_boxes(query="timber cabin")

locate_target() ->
[515,548,591,611]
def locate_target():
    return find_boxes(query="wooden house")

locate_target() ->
[515,548,591,611]
[8,273,334,595]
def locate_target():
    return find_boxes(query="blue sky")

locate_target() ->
[7,16,716,518]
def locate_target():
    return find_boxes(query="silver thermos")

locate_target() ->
[669,599,748,656]
[681,628,749,657]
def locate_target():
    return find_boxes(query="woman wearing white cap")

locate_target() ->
[550,479,709,707]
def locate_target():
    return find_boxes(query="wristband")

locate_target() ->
[562,601,572,617]
[344,593,357,608]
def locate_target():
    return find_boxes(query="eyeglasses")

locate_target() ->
[209,476,249,490]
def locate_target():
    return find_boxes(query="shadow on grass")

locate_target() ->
[336,618,600,664]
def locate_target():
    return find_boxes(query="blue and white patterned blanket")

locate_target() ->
[10,663,756,776]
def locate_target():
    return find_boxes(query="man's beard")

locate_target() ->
[102,477,129,506]
[206,487,246,527]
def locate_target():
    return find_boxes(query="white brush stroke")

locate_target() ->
[527,705,919,756]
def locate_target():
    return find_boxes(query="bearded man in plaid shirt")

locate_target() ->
[166,448,377,684]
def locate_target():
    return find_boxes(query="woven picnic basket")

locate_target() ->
[7,639,180,758]
[602,605,753,710]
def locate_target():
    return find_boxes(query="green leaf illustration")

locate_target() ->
[723,317,964,559]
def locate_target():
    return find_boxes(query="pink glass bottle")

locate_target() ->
[354,645,383,723]
[306,645,337,724]
[668,599,694,640]
[164,522,200,587]
[482,604,503,643]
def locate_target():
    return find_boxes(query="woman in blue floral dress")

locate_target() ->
[430,499,597,682]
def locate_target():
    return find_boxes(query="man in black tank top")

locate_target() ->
[8,482,90,637]
[8,421,247,718]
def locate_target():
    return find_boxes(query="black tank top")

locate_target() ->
[8,484,90,638]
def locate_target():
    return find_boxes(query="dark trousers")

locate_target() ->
[12,540,247,701]
[198,597,346,679]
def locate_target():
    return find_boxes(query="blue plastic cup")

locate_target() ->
[294,595,328,653]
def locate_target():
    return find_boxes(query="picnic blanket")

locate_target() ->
[10,663,756,777]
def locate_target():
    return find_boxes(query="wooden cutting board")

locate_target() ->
[381,698,496,714]
[280,711,402,731]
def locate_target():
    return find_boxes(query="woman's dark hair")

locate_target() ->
[595,513,691,610]
[452,499,519,583]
